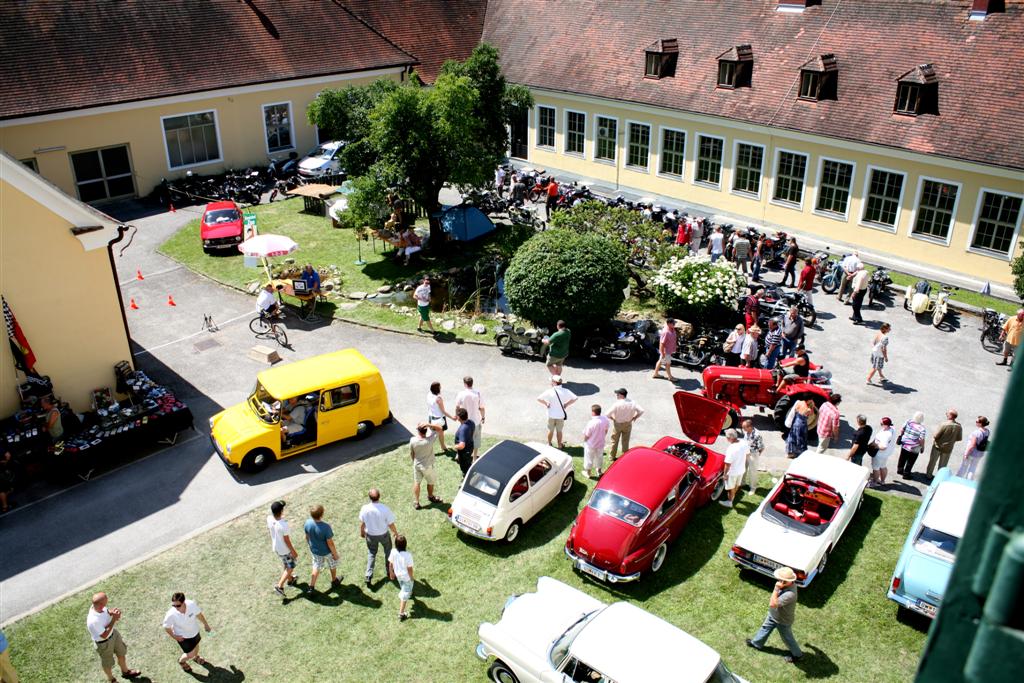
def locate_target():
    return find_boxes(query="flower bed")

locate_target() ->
[652,254,746,323]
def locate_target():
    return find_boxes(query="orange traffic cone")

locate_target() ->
[168,203,176,213]
[136,269,144,280]
[167,295,176,306]
[129,298,139,310]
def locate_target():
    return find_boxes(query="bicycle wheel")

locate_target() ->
[272,324,289,347]
[249,315,271,335]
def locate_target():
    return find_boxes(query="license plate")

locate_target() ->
[752,554,782,570]
[455,515,480,531]
[579,562,606,581]
[917,601,937,617]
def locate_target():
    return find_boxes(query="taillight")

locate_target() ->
[446,507,453,517]
[486,527,493,537]
[795,570,807,581]
[731,545,748,558]
[892,577,901,591]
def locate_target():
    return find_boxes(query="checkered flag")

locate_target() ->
[3,296,36,373]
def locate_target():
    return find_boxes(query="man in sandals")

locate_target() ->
[409,422,444,509]
[162,592,212,673]
[87,593,142,682]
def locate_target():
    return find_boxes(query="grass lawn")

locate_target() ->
[8,437,928,683]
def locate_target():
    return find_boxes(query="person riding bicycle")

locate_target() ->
[257,283,281,319]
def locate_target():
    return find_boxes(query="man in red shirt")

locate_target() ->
[545,177,560,220]
[744,289,763,329]
[797,259,817,309]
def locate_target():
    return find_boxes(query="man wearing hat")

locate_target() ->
[747,566,803,663]
[606,388,643,460]
[537,375,577,449]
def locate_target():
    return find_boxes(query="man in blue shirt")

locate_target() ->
[303,504,339,593]
[453,408,476,477]
[300,264,321,294]
[0,628,19,683]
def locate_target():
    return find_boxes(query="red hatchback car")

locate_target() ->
[564,392,730,583]
[200,201,244,254]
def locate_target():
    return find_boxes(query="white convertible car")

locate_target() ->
[729,452,869,587]
[448,440,574,543]
[476,577,747,683]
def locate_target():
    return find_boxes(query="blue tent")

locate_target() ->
[437,204,495,242]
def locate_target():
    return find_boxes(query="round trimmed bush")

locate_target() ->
[504,229,629,330]
[652,254,746,323]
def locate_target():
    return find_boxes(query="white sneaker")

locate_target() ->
[719,499,733,508]
[747,487,756,495]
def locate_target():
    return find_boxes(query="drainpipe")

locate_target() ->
[106,224,134,369]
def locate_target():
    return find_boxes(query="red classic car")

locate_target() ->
[200,200,244,254]
[701,364,833,430]
[564,392,729,583]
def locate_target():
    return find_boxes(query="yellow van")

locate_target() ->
[210,349,390,472]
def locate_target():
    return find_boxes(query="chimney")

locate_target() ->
[970,0,1005,21]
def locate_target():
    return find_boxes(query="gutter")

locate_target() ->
[106,224,135,367]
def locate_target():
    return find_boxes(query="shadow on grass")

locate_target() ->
[895,604,934,632]
[288,580,384,609]
[796,644,840,679]
[186,662,246,682]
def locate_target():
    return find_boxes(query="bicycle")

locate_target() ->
[249,310,289,347]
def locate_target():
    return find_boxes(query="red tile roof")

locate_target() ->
[482,0,1024,170]
[0,0,417,120]
[342,0,488,84]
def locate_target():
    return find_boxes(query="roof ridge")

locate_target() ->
[333,0,423,68]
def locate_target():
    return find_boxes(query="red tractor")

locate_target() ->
[699,363,834,430]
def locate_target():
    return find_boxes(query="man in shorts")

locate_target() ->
[161,592,212,673]
[719,429,749,509]
[651,317,677,381]
[542,320,571,376]
[537,375,577,449]
[414,277,434,333]
[455,376,485,459]
[997,309,1023,367]
[410,422,444,508]
[86,592,141,682]
[267,500,298,596]
[581,404,610,478]
[304,505,341,593]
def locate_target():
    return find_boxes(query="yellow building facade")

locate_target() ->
[0,152,131,414]
[520,89,1024,286]
[0,69,404,203]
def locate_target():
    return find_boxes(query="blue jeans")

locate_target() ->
[751,256,762,281]
[781,336,798,358]
[711,252,722,263]
[763,345,781,369]
[751,614,803,657]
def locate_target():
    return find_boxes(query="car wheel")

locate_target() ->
[504,520,522,544]
[355,420,374,440]
[773,396,793,429]
[817,551,829,576]
[710,477,726,502]
[241,448,274,473]
[651,542,668,573]
[560,473,574,494]
[488,660,520,683]
[495,334,512,354]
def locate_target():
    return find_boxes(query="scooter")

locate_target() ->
[495,323,549,359]
[582,320,659,363]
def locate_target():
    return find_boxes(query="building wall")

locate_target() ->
[522,90,1024,285]
[0,69,403,202]
[0,181,131,414]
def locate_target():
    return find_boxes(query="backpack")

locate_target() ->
[975,430,989,452]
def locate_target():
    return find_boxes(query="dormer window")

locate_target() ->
[644,39,678,79]
[716,45,753,89]
[894,64,939,116]
[797,54,837,101]
[777,0,821,13]
[970,0,1005,21]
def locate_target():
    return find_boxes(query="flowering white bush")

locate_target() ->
[652,254,746,321]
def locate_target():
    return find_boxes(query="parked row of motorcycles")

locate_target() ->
[149,153,311,207]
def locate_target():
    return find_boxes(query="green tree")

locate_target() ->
[1012,252,1024,301]
[504,229,629,331]
[306,79,400,177]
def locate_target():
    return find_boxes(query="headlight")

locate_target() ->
[225,444,232,455]
[208,417,215,430]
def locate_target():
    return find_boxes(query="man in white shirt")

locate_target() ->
[837,252,862,302]
[267,500,298,596]
[581,404,611,478]
[537,375,578,449]
[849,264,871,324]
[162,592,211,673]
[86,592,141,681]
[359,488,398,586]
[741,326,761,367]
[689,218,703,254]
[708,226,725,262]
[719,429,749,509]
[606,388,643,460]
[256,283,280,317]
[455,376,485,458]
[414,277,435,333]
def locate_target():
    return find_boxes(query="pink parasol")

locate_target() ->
[238,234,299,258]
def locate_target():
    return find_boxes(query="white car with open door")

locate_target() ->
[476,576,748,683]
[448,440,574,543]
[729,452,869,586]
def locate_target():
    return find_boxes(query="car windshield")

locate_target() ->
[587,489,650,527]
[706,661,742,683]
[548,609,600,669]
[311,144,336,159]
[463,471,502,505]
[205,209,240,224]
[914,526,959,562]
[247,381,280,425]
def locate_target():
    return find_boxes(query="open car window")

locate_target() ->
[588,489,650,527]
[561,656,615,683]
[680,471,699,499]
[509,475,529,502]
[914,526,959,562]
[528,458,552,485]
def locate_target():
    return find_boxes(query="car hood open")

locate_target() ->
[672,391,730,444]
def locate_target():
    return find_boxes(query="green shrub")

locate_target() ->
[1012,253,1024,302]
[504,229,629,330]
[652,254,746,323]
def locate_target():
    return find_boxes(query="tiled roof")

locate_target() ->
[342,0,488,83]
[0,0,417,120]
[482,0,1024,170]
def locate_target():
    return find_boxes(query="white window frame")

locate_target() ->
[262,101,296,155]
[692,133,726,190]
[730,139,766,199]
[812,155,857,222]
[656,126,687,181]
[907,175,963,247]
[966,187,1024,261]
[535,104,556,150]
[593,115,619,165]
[859,164,907,233]
[159,109,224,171]
[769,148,809,211]
[563,109,587,158]
[624,120,652,173]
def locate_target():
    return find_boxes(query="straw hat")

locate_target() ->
[774,566,797,582]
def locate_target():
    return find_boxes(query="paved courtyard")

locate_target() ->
[0,203,1012,624]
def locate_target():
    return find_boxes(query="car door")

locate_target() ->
[505,473,533,523]
[525,458,557,520]
[675,471,701,529]
[649,478,682,545]
[317,383,360,445]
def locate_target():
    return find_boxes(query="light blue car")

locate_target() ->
[887,468,977,618]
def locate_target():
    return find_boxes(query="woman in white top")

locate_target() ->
[427,382,455,453]
[957,416,991,480]
[867,323,891,384]
[725,324,747,367]
[162,592,211,673]
[388,534,416,620]
[868,417,897,486]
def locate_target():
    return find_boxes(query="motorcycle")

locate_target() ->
[904,281,957,328]
[761,285,817,326]
[582,320,659,363]
[980,308,1008,352]
[495,323,549,359]
[672,327,728,369]
[819,255,847,294]
[867,267,893,308]
[760,230,789,269]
